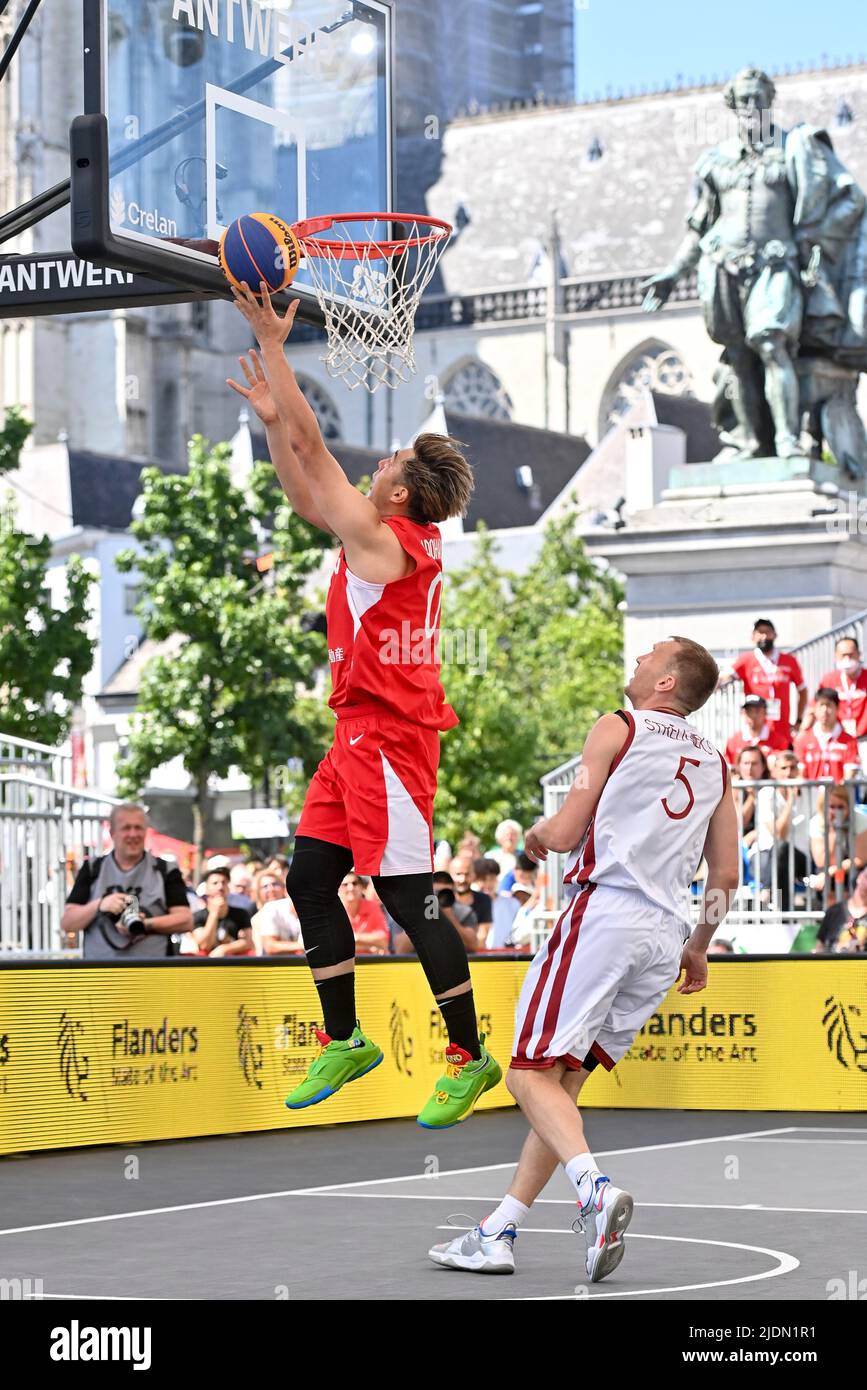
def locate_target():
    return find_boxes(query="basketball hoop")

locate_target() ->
[292,213,452,393]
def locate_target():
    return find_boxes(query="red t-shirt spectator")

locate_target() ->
[348,899,389,955]
[725,722,791,767]
[794,726,860,783]
[814,668,867,738]
[730,648,805,739]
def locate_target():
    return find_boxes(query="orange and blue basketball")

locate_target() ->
[218,212,301,293]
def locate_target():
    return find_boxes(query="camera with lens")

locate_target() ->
[121,893,147,937]
[435,886,456,910]
[107,885,147,937]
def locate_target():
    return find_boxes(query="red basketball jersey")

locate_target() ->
[325,516,458,732]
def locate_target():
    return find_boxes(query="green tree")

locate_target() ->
[115,435,330,867]
[0,406,32,476]
[0,409,95,744]
[436,508,623,845]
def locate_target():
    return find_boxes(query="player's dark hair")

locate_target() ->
[668,637,720,712]
[401,433,474,523]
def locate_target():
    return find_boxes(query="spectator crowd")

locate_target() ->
[61,620,867,962]
[718,618,867,948]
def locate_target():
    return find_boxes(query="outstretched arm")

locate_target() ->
[231,283,402,575]
[227,351,330,532]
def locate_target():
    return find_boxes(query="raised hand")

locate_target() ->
[230,280,299,349]
[226,350,278,427]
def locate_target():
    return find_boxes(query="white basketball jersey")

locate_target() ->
[563,708,727,923]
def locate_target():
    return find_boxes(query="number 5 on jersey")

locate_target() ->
[661,756,700,820]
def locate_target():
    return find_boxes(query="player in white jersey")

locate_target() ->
[429,637,740,1282]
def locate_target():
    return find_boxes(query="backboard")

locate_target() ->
[71,0,394,322]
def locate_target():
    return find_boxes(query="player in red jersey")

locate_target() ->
[228,284,501,1128]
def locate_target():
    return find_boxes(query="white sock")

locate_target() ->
[565,1151,599,1209]
[480,1195,530,1235]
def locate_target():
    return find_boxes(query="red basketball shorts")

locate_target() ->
[295,706,440,876]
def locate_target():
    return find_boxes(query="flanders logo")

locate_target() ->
[237,1005,264,1089]
[823,995,867,1071]
[390,1000,413,1077]
[57,1012,89,1101]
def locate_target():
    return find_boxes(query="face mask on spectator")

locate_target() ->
[756,637,775,654]
[837,656,861,674]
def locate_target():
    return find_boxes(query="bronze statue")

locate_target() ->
[643,67,867,475]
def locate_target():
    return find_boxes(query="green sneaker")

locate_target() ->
[285,1025,383,1110]
[417,1036,502,1129]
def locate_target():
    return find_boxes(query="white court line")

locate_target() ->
[435,1227,799,1301]
[791,1126,867,1133]
[40,1293,166,1301]
[0,1126,815,1240]
[286,1126,797,1195]
[739,1138,867,1145]
[298,1191,867,1216]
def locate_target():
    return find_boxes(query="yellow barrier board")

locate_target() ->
[0,959,864,1154]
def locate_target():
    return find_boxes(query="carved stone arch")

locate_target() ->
[295,375,343,441]
[598,338,693,436]
[441,357,514,421]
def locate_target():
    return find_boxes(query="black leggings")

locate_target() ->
[286,836,471,997]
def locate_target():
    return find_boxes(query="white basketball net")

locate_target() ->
[295,216,451,394]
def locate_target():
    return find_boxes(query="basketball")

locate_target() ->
[218,212,301,294]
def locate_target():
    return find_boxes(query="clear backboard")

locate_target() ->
[71,0,394,321]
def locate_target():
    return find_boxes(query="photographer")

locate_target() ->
[61,805,193,958]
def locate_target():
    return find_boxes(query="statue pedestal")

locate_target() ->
[668,454,846,492]
[584,450,867,669]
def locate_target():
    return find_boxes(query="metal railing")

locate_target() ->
[0,771,122,953]
[534,762,855,951]
[693,610,867,749]
[0,732,71,787]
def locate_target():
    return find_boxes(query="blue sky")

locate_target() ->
[574,0,865,100]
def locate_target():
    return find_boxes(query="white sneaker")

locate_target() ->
[428,1221,517,1274]
[576,1173,634,1284]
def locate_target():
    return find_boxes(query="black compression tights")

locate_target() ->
[286,837,471,997]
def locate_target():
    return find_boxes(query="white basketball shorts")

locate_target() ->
[511,882,688,1072]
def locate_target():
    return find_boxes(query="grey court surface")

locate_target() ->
[0,1109,864,1301]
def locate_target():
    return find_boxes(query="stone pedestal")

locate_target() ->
[584,439,867,670]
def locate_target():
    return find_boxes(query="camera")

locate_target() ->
[435,886,456,910]
[107,885,147,937]
[120,894,147,937]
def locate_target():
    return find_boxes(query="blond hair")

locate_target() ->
[667,637,720,713]
[401,433,474,523]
